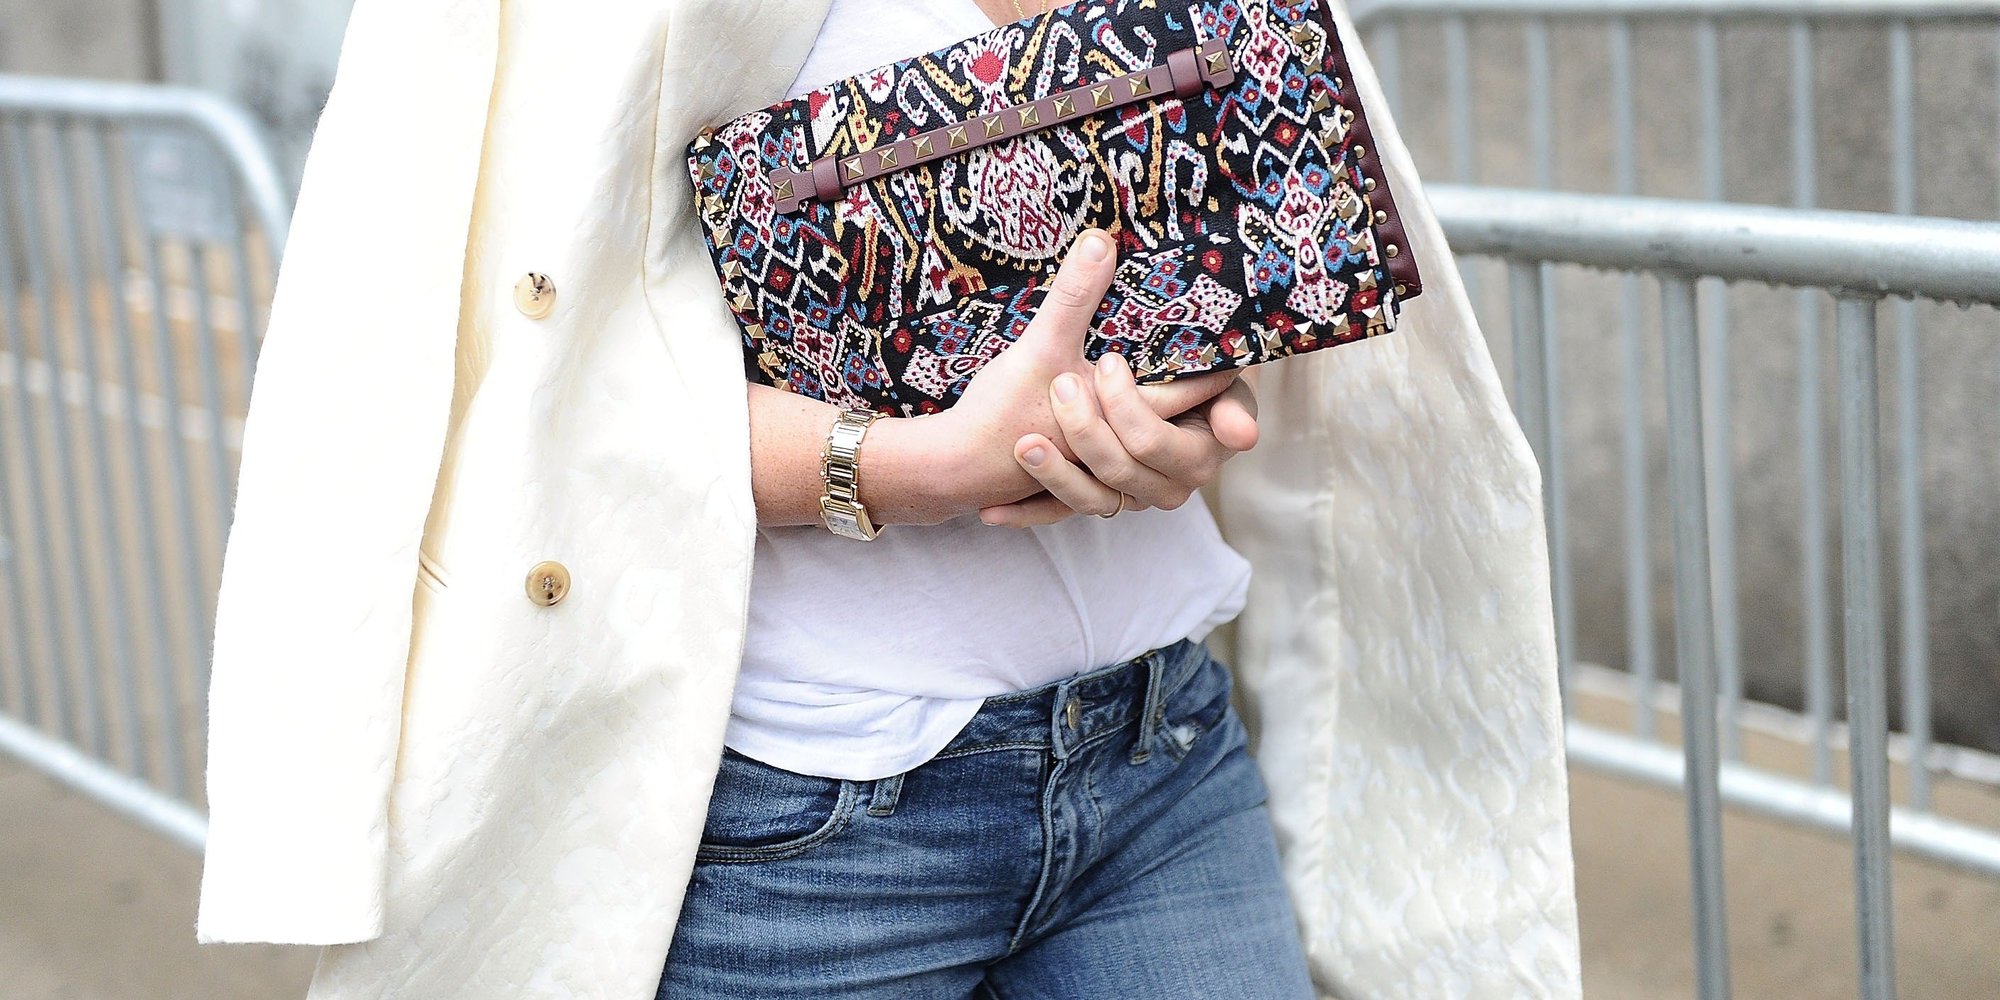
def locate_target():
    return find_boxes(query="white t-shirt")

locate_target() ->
[725,0,1253,781]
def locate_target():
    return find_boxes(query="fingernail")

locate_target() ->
[1077,231,1108,262]
[1106,351,1129,373]
[1053,374,1079,403]
[1023,446,1047,467]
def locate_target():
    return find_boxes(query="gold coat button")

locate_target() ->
[514,273,557,319]
[526,560,571,607]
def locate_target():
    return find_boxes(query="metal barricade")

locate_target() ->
[1437,182,2000,1000]
[0,74,288,851]
[1350,6,2000,995]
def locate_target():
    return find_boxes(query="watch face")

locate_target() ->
[822,503,873,540]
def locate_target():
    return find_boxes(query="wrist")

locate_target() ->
[864,411,1028,525]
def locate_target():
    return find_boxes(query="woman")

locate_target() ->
[194,0,1581,997]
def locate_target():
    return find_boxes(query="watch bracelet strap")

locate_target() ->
[820,409,878,535]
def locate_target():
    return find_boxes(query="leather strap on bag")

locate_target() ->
[771,38,1236,213]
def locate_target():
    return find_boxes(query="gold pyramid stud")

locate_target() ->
[731,293,754,312]
[877,147,898,169]
[1017,105,1040,128]
[912,135,934,157]
[722,259,744,279]
[1356,270,1377,291]
[744,323,764,340]
[774,177,795,201]
[843,157,865,181]
[1310,91,1333,114]
[948,125,970,148]
[1092,84,1114,108]
[983,115,1006,138]
[1129,73,1151,97]
[1205,50,1229,74]
[1291,25,1314,48]
[1053,94,1076,118]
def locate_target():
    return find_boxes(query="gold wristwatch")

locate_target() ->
[819,408,882,541]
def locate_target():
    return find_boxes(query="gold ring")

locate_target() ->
[1097,493,1129,519]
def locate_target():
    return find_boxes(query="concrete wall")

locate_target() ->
[1377,18,2000,752]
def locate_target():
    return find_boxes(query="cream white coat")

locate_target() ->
[193,0,1582,996]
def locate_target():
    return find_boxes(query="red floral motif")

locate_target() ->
[970,51,1003,85]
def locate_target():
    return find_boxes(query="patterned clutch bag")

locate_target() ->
[686,0,1423,416]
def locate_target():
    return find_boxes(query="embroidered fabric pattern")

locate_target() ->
[688,0,1423,416]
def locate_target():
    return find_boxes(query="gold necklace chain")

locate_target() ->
[1010,0,1051,20]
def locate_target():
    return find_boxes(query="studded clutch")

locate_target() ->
[686,0,1423,416]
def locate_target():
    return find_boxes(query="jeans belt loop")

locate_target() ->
[867,771,906,817]
[1051,678,1079,761]
[1131,648,1168,765]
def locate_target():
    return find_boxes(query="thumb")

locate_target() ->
[1019,229,1116,361]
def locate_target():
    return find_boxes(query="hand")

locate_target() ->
[918,228,1239,515]
[978,357,1260,527]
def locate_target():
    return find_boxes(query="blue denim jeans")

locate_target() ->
[657,638,1314,998]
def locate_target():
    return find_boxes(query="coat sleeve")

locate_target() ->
[1210,1,1584,996]
[194,0,499,945]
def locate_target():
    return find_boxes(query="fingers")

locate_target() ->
[1201,375,1261,452]
[1131,367,1238,419]
[1049,369,1185,508]
[979,492,1089,529]
[1094,352,1226,481]
[995,433,1132,522]
[1019,230,1117,362]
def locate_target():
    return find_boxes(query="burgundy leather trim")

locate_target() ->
[809,158,840,204]
[1166,47,1204,98]
[772,38,1234,213]
[1302,0,1422,297]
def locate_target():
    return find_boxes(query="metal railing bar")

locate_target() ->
[1695,16,1746,763]
[1836,295,1898,1000]
[225,201,263,393]
[1568,721,2000,878]
[1886,18,1934,812]
[1431,185,2000,302]
[1443,15,1480,306]
[1789,18,1837,788]
[80,121,188,798]
[4,115,97,751]
[0,135,42,725]
[1610,18,1657,738]
[0,710,204,852]
[1508,260,1552,453]
[0,76,290,257]
[1522,17,1576,707]
[46,118,145,777]
[1352,0,2000,20]
[121,150,222,715]
[1373,21,1402,119]
[181,242,237,607]
[1662,274,1734,1000]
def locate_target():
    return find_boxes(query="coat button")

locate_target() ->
[514,273,557,319]
[526,560,571,606]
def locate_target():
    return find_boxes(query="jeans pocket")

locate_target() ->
[1158,649,1236,763]
[696,747,861,864]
